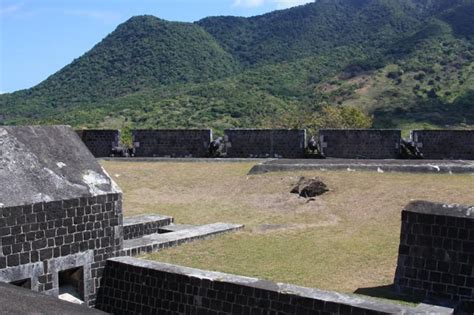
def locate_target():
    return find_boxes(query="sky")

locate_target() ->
[0,0,313,94]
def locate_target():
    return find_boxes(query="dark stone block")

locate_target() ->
[0,257,6,269]
[40,248,53,261]
[7,254,19,267]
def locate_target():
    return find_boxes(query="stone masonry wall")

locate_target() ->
[224,129,306,158]
[76,130,120,158]
[0,193,123,307]
[96,257,418,315]
[411,130,474,160]
[132,129,211,157]
[394,201,474,305]
[319,129,401,159]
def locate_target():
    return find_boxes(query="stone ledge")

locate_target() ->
[249,159,474,175]
[404,200,474,219]
[122,223,244,256]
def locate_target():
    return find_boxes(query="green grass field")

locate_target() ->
[101,161,473,297]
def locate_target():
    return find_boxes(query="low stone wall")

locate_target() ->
[224,129,306,158]
[412,130,474,160]
[132,129,211,157]
[76,130,119,158]
[123,215,173,240]
[319,129,401,159]
[96,257,418,314]
[394,200,474,305]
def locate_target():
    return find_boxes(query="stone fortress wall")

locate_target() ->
[132,129,212,157]
[224,129,306,158]
[76,130,120,158]
[411,130,474,160]
[77,128,474,160]
[394,201,474,305]
[319,129,401,159]
[96,257,420,315]
[0,126,123,307]
[1,125,473,313]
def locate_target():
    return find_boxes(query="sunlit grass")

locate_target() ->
[102,161,474,294]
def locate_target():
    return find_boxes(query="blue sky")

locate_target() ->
[0,0,313,93]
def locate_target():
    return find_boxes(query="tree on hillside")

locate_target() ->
[260,104,373,136]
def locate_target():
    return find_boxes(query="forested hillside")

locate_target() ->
[1,0,473,132]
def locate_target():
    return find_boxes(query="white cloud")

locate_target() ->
[273,0,313,9]
[0,3,23,17]
[233,0,313,9]
[233,0,266,8]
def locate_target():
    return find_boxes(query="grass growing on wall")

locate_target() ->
[101,161,474,295]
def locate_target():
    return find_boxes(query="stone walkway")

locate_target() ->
[249,159,474,174]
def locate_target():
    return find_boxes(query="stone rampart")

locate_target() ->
[394,200,474,305]
[224,129,306,158]
[132,129,211,157]
[76,130,119,158]
[319,129,401,159]
[411,130,474,160]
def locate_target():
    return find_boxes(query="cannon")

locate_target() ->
[306,136,325,159]
[308,136,318,153]
[111,145,134,157]
[399,139,423,159]
[209,137,225,157]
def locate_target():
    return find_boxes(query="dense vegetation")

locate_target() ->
[1,0,473,133]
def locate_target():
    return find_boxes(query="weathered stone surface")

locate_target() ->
[0,281,106,315]
[0,125,121,208]
[291,177,329,198]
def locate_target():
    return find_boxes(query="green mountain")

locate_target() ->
[1,0,473,132]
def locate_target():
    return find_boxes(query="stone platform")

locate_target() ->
[122,222,243,256]
[249,159,474,174]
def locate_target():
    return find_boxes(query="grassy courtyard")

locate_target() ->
[101,161,473,296]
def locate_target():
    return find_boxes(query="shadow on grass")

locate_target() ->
[354,284,423,306]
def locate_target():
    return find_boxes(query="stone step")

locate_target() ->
[123,215,174,240]
[158,223,196,232]
[122,223,244,256]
